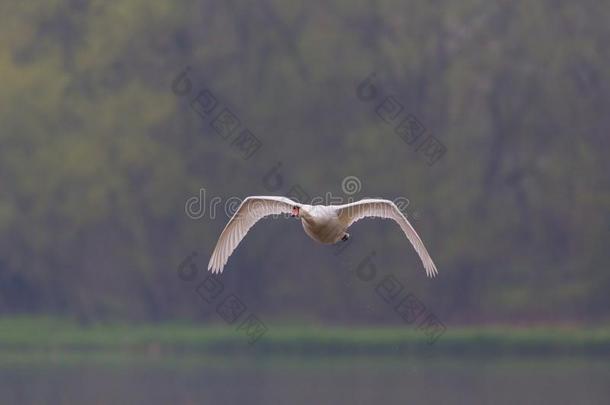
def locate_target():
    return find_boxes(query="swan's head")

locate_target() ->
[291,206,300,218]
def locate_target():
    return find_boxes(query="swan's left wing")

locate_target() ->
[208,196,296,273]
[337,199,438,277]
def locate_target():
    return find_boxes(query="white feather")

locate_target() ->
[207,196,296,273]
[336,199,438,277]
[207,196,438,277]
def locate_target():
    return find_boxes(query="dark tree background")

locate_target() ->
[0,0,608,324]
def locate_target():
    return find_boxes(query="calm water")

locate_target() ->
[1,354,609,405]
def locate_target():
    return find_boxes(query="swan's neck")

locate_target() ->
[299,206,314,222]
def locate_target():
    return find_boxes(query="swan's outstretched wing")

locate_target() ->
[208,196,297,273]
[337,199,438,277]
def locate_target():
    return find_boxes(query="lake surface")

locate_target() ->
[1,354,609,405]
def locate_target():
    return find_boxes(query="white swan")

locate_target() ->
[208,196,438,277]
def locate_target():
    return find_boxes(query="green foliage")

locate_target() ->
[1,317,609,358]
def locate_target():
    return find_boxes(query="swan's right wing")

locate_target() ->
[208,196,297,273]
[337,199,438,277]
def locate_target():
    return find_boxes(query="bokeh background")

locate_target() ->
[1,0,609,404]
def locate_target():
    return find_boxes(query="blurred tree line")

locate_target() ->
[0,0,608,324]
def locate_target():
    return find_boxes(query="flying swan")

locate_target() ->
[208,196,438,277]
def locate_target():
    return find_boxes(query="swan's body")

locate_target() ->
[208,196,438,277]
[299,204,346,243]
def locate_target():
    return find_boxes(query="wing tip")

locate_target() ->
[425,263,439,278]
[207,258,225,275]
